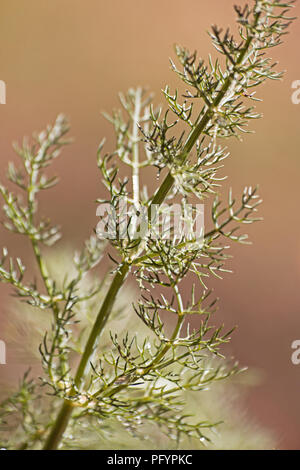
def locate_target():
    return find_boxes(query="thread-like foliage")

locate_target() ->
[0,0,295,450]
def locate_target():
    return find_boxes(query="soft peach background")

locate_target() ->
[0,0,300,449]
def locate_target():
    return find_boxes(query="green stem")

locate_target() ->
[43,262,129,450]
[42,400,74,450]
[74,263,129,387]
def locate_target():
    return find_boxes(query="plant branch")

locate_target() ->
[42,14,260,450]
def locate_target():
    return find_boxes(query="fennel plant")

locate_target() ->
[0,0,294,450]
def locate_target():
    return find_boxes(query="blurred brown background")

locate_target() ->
[0,0,300,449]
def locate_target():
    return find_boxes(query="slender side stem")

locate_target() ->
[99,288,185,400]
[147,285,184,366]
[43,21,259,449]
[132,88,142,209]
[28,155,56,299]
[31,239,53,296]
[101,313,185,400]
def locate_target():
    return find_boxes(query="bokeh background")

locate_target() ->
[0,0,299,449]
